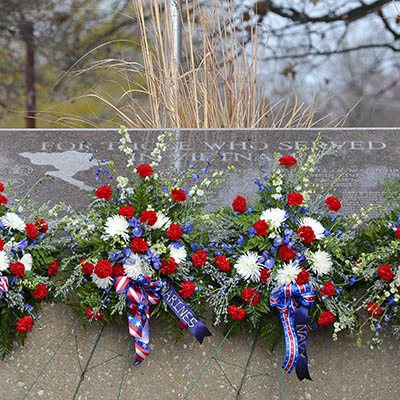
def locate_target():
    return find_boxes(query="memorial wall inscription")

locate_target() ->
[0,128,399,214]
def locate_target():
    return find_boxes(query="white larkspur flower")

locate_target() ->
[275,261,302,286]
[0,251,10,272]
[169,244,187,264]
[123,254,151,280]
[91,273,113,289]
[150,212,171,231]
[104,215,130,241]
[1,212,25,232]
[234,252,263,282]
[20,253,32,271]
[308,250,332,276]
[298,217,325,240]
[260,208,287,230]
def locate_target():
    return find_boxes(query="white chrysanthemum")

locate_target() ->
[20,253,32,271]
[275,261,302,286]
[260,208,287,230]
[234,252,263,282]
[104,215,130,241]
[91,273,113,289]
[298,217,325,240]
[308,250,332,276]
[150,212,171,231]
[169,244,187,264]
[1,212,25,232]
[0,251,10,272]
[123,254,151,280]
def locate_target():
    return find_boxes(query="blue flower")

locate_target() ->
[273,237,283,247]
[247,227,256,237]
[182,223,193,233]
[191,243,199,252]
[324,229,331,237]
[192,174,199,181]
[299,206,308,214]
[171,241,183,248]
[336,230,343,238]
[330,215,337,222]
[350,276,357,286]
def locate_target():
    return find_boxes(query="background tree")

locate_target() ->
[0,0,135,127]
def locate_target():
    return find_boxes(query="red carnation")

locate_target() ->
[94,260,112,279]
[215,255,231,271]
[81,259,94,275]
[287,192,304,207]
[0,182,4,192]
[35,218,48,234]
[253,220,268,236]
[171,189,187,202]
[260,268,271,283]
[320,281,335,297]
[279,155,297,168]
[278,245,295,262]
[85,307,103,321]
[396,227,400,240]
[378,264,394,281]
[0,194,7,205]
[48,261,58,276]
[167,224,183,242]
[178,281,196,299]
[297,226,316,244]
[25,223,39,240]
[0,238,4,251]
[130,237,149,253]
[241,288,260,305]
[33,283,48,300]
[119,205,135,219]
[136,164,153,178]
[324,196,341,212]
[296,268,309,285]
[140,210,158,226]
[95,185,112,200]
[178,321,188,329]
[10,262,25,277]
[112,264,125,278]
[15,315,33,333]
[193,250,207,267]
[317,311,335,327]
[161,257,177,275]
[232,196,247,214]
[228,305,245,320]
[367,302,383,317]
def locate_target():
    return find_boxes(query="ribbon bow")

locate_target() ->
[270,283,315,380]
[0,276,8,299]
[114,274,162,365]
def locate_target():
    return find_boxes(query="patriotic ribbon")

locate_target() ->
[270,283,315,380]
[0,276,8,299]
[114,274,163,365]
[161,279,212,343]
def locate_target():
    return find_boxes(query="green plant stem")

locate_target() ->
[236,326,260,399]
[15,176,52,212]
[183,324,234,399]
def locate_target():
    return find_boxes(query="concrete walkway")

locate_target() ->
[1,302,399,399]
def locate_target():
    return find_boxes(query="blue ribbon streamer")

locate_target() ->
[270,283,315,380]
[161,279,212,343]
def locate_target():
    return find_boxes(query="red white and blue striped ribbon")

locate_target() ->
[114,274,162,365]
[0,276,8,299]
[270,283,315,375]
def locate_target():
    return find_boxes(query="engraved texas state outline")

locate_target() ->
[19,150,95,191]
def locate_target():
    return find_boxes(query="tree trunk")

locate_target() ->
[24,21,35,128]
